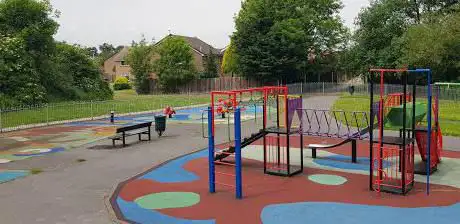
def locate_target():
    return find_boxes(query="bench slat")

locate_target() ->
[109,122,152,147]
[116,122,152,133]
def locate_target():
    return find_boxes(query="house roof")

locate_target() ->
[219,46,228,54]
[156,34,222,56]
[108,46,130,62]
[105,35,223,66]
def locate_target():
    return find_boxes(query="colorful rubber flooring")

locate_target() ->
[0,105,236,183]
[67,105,263,127]
[0,105,261,164]
[111,136,460,224]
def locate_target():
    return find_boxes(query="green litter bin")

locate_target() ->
[154,115,166,136]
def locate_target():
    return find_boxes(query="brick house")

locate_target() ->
[154,34,224,75]
[102,46,133,82]
[103,35,226,83]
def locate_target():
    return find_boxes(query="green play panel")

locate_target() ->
[385,102,427,128]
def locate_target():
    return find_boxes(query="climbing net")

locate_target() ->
[297,109,370,140]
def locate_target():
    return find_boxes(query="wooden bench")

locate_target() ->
[109,122,152,147]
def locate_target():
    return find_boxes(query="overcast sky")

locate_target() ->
[51,0,369,49]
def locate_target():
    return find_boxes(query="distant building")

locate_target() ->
[103,46,132,82]
[102,35,227,83]
[154,34,224,76]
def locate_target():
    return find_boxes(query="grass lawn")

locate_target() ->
[331,94,460,137]
[1,90,209,129]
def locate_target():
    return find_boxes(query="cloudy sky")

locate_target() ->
[51,0,369,49]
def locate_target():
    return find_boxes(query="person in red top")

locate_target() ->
[163,106,176,118]
[216,98,229,118]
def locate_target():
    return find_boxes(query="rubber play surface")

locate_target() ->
[111,136,460,224]
[67,105,263,127]
[0,105,224,183]
[0,105,232,164]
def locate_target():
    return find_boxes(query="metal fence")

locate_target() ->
[150,77,262,94]
[0,94,209,133]
[3,81,460,133]
[287,82,460,101]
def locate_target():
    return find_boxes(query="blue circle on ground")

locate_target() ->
[313,155,391,171]
[171,114,190,120]
[0,170,30,183]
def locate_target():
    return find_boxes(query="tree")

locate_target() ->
[53,43,113,100]
[125,38,155,94]
[341,0,460,80]
[400,9,460,81]
[99,43,116,54]
[153,36,196,92]
[201,49,218,78]
[353,0,415,75]
[0,0,114,105]
[85,47,98,58]
[0,35,45,106]
[96,43,123,66]
[0,0,59,86]
[232,0,347,83]
[221,41,240,76]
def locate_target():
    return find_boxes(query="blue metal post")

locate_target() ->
[208,107,215,193]
[408,68,433,195]
[426,70,432,195]
[234,107,243,199]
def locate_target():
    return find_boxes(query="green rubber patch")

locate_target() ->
[308,174,347,186]
[134,192,200,210]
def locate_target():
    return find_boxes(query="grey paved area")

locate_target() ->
[302,95,339,110]
[0,95,459,224]
[0,122,234,224]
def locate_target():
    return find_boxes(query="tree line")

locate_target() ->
[222,0,460,84]
[2,0,459,106]
[0,0,113,107]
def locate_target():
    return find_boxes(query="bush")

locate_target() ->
[0,93,20,108]
[113,77,131,90]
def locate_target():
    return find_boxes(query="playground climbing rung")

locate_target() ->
[215,171,236,177]
[216,151,235,155]
[214,181,236,188]
[214,161,236,166]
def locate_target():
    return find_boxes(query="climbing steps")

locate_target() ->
[214,130,266,161]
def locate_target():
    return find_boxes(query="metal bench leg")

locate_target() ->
[351,140,357,163]
[148,126,151,141]
[122,133,126,147]
[311,148,317,158]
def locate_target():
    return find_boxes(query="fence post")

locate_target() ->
[90,101,94,120]
[322,82,325,94]
[300,81,303,95]
[0,108,2,133]
[46,104,49,125]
